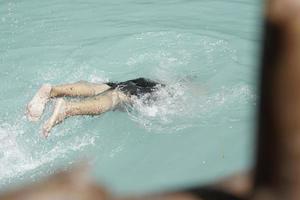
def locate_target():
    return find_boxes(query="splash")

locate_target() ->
[120,31,252,132]
[0,121,97,187]
[126,80,255,133]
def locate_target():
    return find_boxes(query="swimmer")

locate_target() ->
[26,78,164,138]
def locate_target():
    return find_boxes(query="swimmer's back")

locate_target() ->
[106,78,164,97]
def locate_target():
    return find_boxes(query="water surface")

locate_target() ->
[0,0,261,194]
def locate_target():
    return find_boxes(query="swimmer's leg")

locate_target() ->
[42,90,129,138]
[26,81,111,122]
[26,84,52,121]
[50,81,111,98]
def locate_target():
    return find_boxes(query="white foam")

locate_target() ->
[0,121,97,186]
[121,31,254,132]
[126,80,255,132]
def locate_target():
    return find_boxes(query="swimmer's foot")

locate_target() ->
[26,84,52,121]
[42,98,67,138]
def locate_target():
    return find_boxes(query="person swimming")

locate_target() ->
[26,78,164,138]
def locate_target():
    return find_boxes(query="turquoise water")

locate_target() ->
[0,0,261,194]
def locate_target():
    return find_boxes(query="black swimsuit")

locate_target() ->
[106,78,164,97]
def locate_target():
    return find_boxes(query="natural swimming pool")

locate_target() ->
[0,0,261,194]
